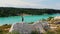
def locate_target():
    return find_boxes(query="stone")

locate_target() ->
[9,21,49,34]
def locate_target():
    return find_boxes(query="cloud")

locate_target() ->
[0,0,37,7]
[55,3,60,9]
[22,0,48,3]
[0,0,48,8]
[47,2,60,9]
[0,0,60,9]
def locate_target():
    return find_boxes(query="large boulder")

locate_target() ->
[9,22,35,34]
[9,21,49,34]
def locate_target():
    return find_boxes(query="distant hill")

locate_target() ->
[0,7,60,17]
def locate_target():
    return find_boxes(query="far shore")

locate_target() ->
[20,13,31,16]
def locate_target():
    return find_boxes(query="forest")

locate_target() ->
[0,7,60,17]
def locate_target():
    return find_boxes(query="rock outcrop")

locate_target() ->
[9,21,49,34]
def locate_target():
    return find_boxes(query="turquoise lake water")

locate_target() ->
[0,13,60,25]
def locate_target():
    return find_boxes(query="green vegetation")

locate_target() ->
[28,22,34,24]
[46,30,55,34]
[56,28,60,34]
[0,7,60,17]
[47,17,54,21]
[0,24,11,30]
[45,29,60,34]
[7,31,20,34]
[31,30,40,34]
[0,24,11,34]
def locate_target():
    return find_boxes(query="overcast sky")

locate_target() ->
[0,0,60,9]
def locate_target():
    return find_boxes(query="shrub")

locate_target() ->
[31,30,40,34]
[7,30,20,34]
[46,30,55,34]
[47,17,54,21]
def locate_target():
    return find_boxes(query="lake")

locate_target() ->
[0,13,60,25]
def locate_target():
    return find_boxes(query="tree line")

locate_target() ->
[0,7,60,17]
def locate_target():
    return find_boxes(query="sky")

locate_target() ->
[0,0,60,9]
